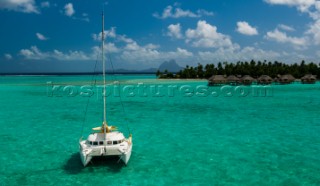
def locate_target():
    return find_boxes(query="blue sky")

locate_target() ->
[1,0,320,73]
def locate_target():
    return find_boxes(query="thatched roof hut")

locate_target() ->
[301,74,317,84]
[226,75,240,85]
[208,75,227,86]
[279,74,295,84]
[241,75,255,85]
[257,75,273,84]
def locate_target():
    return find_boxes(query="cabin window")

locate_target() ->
[107,141,112,145]
[93,141,98,146]
[99,141,103,145]
[89,141,93,145]
[113,141,118,145]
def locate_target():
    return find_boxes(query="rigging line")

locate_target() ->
[108,54,131,134]
[80,44,101,138]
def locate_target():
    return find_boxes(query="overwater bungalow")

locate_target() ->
[226,75,240,85]
[241,75,255,85]
[208,75,227,86]
[279,74,295,84]
[257,75,273,85]
[301,74,317,84]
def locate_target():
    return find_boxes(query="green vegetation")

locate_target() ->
[157,60,320,79]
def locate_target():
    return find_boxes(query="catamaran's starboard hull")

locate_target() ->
[121,142,132,165]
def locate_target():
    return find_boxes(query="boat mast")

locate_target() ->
[102,11,107,138]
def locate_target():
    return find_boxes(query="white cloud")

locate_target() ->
[197,9,214,17]
[278,24,295,31]
[110,31,194,64]
[167,23,183,39]
[92,42,120,55]
[308,2,320,20]
[105,43,120,53]
[264,0,316,12]
[198,47,281,63]
[120,47,194,65]
[265,0,320,46]
[92,28,195,64]
[306,20,320,45]
[169,48,193,57]
[92,27,117,41]
[0,0,39,13]
[265,29,307,46]
[153,5,214,19]
[120,48,161,64]
[124,42,141,51]
[185,20,234,48]
[41,1,50,8]
[36,33,48,41]
[236,21,258,36]
[20,46,48,60]
[4,53,12,60]
[64,3,75,17]
[118,35,134,43]
[19,46,90,61]
[53,50,90,61]
[144,44,160,50]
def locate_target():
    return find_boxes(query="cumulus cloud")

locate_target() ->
[236,21,258,36]
[169,48,193,57]
[92,27,117,41]
[19,46,90,61]
[19,31,194,66]
[110,33,194,64]
[306,20,320,45]
[91,43,120,58]
[64,3,75,17]
[120,47,194,65]
[167,23,183,39]
[4,53,12,60]
[265,29,307,46]
[264,0,316,12]
[198,47,281,63]
[0,0,39,13]
[185,20,234,48]
[153,5,214,19]
[36,33,48,41]
[278,24,295,31]
[265,0,320,46]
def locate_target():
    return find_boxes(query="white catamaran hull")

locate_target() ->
[121,142,132,165]
[79,135,132,166]
[80,148,92,167]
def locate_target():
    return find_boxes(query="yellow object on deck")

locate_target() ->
[92,125,118,133]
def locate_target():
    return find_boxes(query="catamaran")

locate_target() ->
[79,12,132,167]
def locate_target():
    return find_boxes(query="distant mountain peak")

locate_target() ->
[158,59,183,73]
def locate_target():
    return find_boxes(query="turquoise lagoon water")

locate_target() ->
[0,75,319,185]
